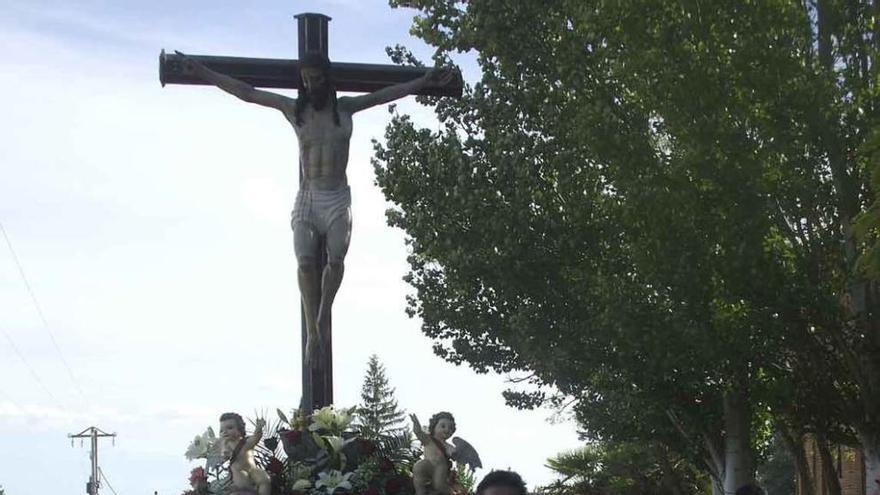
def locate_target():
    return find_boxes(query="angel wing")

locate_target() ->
[451,437,482,471]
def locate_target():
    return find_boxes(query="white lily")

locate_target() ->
[323,435,345,452]
[292,479,313,491]
[310,406,355,433]
[185,427,217,460]
[315,470,353,494]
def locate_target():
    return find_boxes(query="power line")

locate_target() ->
[0,220,90,408]
[99,467,119,495]
[0,321,65,409]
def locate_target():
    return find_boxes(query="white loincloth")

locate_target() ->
[290,186,351,235]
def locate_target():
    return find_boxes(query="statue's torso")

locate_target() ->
[229,451,258,487]
[289,104,353,191]
[425,439,454,466]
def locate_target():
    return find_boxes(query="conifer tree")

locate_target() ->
[357,354,406,439]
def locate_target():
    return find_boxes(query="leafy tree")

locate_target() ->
[373,0,880,491]
[356,354,407,439]
[856,129,880,280]
[540,441,710,495]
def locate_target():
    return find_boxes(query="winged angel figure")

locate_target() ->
[410,412,482,495]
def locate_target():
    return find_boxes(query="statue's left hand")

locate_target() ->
[424,67,456,88]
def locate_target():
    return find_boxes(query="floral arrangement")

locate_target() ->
[182,406,418,495]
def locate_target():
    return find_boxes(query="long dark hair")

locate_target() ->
[294,51,340,126]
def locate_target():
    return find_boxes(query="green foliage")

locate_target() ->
[855,129,880,280]
[756,435,795,495]
[183,406,418,495]
[375,429,421,477]
[455,467,477,494]
[539,441,710,495]
[357,355,407,440]
[375,0,880,484]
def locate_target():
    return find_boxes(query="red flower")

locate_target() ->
[283,429,303,444]
[189,467,207,483]
[267,457,284,475]
[359,487,380,495]
[385,478,402,495]
[379,458,395,473]
[358,439,377,456]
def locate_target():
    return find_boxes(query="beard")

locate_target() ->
[308,85,331,110]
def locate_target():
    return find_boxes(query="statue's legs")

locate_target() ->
[316,210,352,351]
[412,459,432,495]
[294,221,321,364]
[432,466,450,495]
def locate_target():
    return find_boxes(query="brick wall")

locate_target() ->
[797,436,865,495]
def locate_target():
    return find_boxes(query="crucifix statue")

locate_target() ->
[159,13,461,412]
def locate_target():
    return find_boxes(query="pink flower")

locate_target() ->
[189,467,207,484]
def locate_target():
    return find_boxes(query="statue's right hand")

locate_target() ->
[174,50,200,75]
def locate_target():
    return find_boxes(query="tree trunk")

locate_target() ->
[723,389,754,494]
[700,449,725,495]
[816,432,842,495]
[816,0,833,71]
[862,431,880,495]
[779,426,815,495]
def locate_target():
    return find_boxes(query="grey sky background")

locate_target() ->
[0,1,582,493]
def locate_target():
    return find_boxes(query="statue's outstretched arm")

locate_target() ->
[410,413,430,444]
[340,67,456,114]
[244,418,265,451]
[176,51,294,111]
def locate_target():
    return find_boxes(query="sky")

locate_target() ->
[0,1,582,494]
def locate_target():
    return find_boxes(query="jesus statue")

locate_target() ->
[175,50,454,366]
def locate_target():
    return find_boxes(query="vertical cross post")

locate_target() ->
[296,12,333,413]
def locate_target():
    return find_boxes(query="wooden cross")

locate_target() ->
[159,13,461,412]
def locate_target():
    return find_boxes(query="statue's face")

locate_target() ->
[433,418,454,441]
[220,419,242,441]
[301,66,330,108]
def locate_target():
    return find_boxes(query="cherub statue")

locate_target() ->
[219,412,271,495]
[410,412,482,495]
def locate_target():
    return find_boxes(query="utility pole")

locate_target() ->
[69,426,116,495]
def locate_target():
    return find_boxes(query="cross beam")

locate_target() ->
[159,13,458,413]
[159,13,462,97]
[159,54,462,97]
